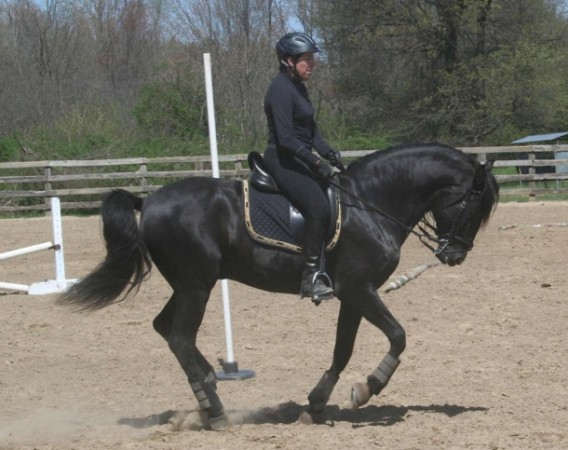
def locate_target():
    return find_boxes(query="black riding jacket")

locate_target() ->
[264,71,333,167]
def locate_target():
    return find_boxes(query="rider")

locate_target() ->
[263,32,342,302]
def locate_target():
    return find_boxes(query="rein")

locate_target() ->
[328,175,480,256]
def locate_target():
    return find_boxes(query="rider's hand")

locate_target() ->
[314,159,334,179]
[326,149,342,168]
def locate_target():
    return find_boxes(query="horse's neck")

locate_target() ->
[348,154,466,226]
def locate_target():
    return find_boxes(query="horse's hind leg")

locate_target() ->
[159,285,227,430]
[153,295,217,386]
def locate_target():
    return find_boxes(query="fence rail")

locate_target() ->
[1,145,568,213]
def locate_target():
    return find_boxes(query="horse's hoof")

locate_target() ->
[298,408,326,425]
[351,382,371,409]
[207,412,229,431]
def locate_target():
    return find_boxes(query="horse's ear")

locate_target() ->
[484,160,495,172]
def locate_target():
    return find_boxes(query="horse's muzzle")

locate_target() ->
[436,247,467,266]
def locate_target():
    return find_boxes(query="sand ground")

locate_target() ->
[0,201,567,449]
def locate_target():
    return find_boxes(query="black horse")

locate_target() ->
[59,143,498,429]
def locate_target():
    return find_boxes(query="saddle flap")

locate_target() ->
[243,180,342,253]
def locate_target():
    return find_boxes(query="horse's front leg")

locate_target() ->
[306,302,363,414]
[350,290,406,408]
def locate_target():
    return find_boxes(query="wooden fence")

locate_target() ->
[1,145,568,214]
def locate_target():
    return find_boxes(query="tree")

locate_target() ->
[315,0,568,145]
[2,0,568,158]
[0,0,92,133]
[164,0,290,151]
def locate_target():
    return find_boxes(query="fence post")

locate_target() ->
[139,162,148,196]
[528,151,536,201]
[44,166,52,217]
[235,160,243,178]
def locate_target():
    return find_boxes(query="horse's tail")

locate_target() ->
[58,189,152,311]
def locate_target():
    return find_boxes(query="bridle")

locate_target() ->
[328,175,483,257]
[417,185,483,255]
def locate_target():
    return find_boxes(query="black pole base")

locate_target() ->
[216,358,255,381]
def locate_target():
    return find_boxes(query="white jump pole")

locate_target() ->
[0,197,75,295]
[203,53,254,381]
[0,241,54,292]
[0,242,54,261]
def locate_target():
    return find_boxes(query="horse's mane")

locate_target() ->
[348,142,466,167]
[479,161,500,227]
[347,143,499,226]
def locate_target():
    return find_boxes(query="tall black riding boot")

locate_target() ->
[300,217,334,302]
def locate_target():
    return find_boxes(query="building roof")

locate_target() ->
[512,132,568,144]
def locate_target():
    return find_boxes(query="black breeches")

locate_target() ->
[263,147,330,223]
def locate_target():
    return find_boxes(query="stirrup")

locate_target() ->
[310,272,334,303]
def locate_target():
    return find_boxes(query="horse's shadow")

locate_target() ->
[118,402,488,430]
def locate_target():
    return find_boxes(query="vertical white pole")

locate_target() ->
[203,53,235,364]
[50,197,67,290]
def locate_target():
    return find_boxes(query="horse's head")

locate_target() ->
[430,160,499,266]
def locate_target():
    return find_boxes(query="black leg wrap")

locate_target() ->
[367,353,400,396]
[190,379,224,417]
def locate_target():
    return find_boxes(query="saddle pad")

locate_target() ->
[242,180,341,253]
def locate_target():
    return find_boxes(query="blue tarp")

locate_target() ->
[512,132,568,144]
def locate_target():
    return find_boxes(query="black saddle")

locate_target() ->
[246,151,340,244]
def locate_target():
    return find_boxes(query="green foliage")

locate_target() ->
[19,101,130,160]
[0,136,20,162]
[316,0,568,146]
[315,102,393,150]
[4,97,211,161]
[15,110,241,162]
[2,0,568,161]
[133,62,206,139]
[334,130,391,151]
[126,135,210,157]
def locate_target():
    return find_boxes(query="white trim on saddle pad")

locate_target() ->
[242,180,342,253]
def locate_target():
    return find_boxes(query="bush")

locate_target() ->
[0,136,20,162]
[133,79,206,139]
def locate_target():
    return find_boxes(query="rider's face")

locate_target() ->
[288,52,316,81]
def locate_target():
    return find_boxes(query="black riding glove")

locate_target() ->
[326,149,342,168]
[314,159,334,179]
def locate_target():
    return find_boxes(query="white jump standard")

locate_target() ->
[0,197,75,295]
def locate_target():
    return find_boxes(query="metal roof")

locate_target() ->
[512,132,568,144]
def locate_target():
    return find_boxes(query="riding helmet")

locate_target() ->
[276,32,320,68]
